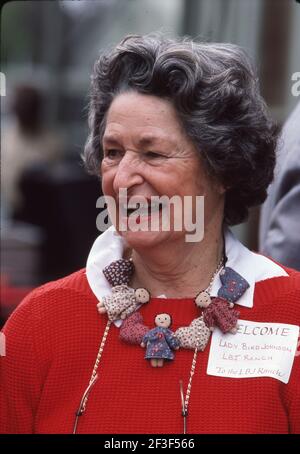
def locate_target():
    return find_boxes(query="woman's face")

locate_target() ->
[101,92,224,250]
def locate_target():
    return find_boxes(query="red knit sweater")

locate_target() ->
[1,267,300,434]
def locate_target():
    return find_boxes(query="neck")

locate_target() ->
[130,224,225,298]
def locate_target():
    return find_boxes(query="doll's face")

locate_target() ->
[195,291,211,308]
[135,288,150,304]
[155,313,171,328]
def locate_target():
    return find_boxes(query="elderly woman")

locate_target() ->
[1,34,299,434]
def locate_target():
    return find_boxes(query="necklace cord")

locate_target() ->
[179,255,225,434]
[72,319,112,434]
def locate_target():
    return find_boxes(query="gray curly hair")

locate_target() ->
[83,33,278,225]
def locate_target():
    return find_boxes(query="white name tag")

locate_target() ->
[207,320,299,384]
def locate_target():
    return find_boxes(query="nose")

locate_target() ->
[113,150,144,193]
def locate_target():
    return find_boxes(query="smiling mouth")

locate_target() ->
[120,199,165,218]
[128,203,162,217]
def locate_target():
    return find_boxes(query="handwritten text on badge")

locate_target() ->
[207,320,299,384]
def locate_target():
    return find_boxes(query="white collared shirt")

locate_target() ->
[86,226,288,313]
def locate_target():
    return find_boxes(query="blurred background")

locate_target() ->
[1,0,300,324]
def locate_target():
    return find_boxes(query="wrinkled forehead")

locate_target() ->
[102,92,189,147]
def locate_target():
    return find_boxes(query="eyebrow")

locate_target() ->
[102,135,120,146]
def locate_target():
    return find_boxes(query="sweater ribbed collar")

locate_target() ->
[86,226,288,309]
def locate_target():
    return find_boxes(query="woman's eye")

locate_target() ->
[104,149,122,159]
[145,151,164,159]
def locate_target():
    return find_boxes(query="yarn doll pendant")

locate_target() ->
[98,258,151,321]
[141,313,181,367]
[97,285,150,321]
[195,291,239,334]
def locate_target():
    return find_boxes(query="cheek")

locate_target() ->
[193,169,217,197]
[101,168,115,195]
[177,162,206,196]
[100,160,106,177]
[101,177,109,196]
[195,182,206,196]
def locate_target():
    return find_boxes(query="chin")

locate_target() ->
[118,229,173,250]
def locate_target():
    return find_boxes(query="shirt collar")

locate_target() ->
[86,225,288,309]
